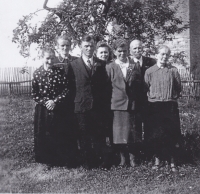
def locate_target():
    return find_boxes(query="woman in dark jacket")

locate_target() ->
[106,39,141,168]
[94,41,113,169]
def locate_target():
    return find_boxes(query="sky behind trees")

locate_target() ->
[0,0,61,67]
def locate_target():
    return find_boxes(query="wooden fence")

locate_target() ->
[0,67,37,96]
[0,67,200,99]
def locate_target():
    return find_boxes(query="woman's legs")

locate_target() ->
[115,144,137,167]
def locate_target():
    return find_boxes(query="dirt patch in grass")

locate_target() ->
[0,96,200,193]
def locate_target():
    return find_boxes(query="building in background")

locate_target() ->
[161,0,200,79]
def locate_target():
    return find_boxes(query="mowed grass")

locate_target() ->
[0,96,200,193]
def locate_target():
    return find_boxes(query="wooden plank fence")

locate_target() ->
[0,66,200,99]
[0,67,37,96]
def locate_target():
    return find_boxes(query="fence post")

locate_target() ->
[8,83,12,95]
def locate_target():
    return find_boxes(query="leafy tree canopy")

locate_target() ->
[12,0,188,58]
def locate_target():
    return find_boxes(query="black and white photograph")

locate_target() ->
[0,0,200,193]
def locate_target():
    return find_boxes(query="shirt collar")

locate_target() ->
[151,63,171,73]
[82,54,93,65]
[115,58,129,68]
[132,56,143,66]
[58,54,70,62]
[157,62,167,69]
[42,64,53,72]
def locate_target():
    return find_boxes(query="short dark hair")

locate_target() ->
[112,38,128,50]
[41,47,55,57]
[156,45,171,55]
[55,34,72,45]
[81,34,95,43]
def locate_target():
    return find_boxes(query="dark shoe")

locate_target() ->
[82,163,91,170]
[116,163,127,170]
[100,163,111,171]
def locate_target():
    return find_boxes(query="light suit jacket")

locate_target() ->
[106,58,141,111]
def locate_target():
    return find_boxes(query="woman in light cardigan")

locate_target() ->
[106,39,141,168]
[144,45,181,171]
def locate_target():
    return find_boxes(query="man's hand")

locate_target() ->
[45,100,56,110]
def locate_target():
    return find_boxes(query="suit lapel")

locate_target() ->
[141,56,145,69]
[77,58,91,78]
[114,62,126,82]
[141,56,148,75]
[125,62,136,82]
[91,57,99,76]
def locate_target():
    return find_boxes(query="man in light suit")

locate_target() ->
[71,35,108,169]
[130,40,156,161]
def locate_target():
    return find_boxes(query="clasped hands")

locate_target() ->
[45,100,56,110]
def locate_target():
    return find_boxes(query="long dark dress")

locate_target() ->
[32,65,73,165]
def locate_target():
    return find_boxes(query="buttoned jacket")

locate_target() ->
[106,58,141,111]
[71,57,107,113]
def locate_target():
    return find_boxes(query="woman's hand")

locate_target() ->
[45,100,56,110]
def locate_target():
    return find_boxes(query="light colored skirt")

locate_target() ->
[113,110,141,144]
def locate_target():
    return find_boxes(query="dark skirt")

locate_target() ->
[34,104,76,165]
[145,101,181,145]
[113,110,141,144]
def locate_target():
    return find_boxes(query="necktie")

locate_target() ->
[87,59,92,69]
[136,61,141,74]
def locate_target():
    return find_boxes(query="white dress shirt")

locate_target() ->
[82,54,93,68]
[132,56,143,67]
[115,58,129,78]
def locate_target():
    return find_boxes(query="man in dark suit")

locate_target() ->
[129,40,156,161]
[71,35,108,169]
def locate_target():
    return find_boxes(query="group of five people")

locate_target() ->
[32,34,181,171]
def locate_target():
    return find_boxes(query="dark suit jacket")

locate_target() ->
[131,56,156,114]
[71,57,107,113]
[106,59,141,111]
[141,56,156,80]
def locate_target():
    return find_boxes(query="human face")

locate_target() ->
[42,52,55,69]
[130,40,143,59]
[96,47,109,61]
[81,40,95,58]
[156,47,170,65]
[114,46,128,62]
[57,39,71,57]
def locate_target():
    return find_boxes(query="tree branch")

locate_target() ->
[43,0,63,19]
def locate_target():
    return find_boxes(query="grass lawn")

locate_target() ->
[0,96,200,193]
